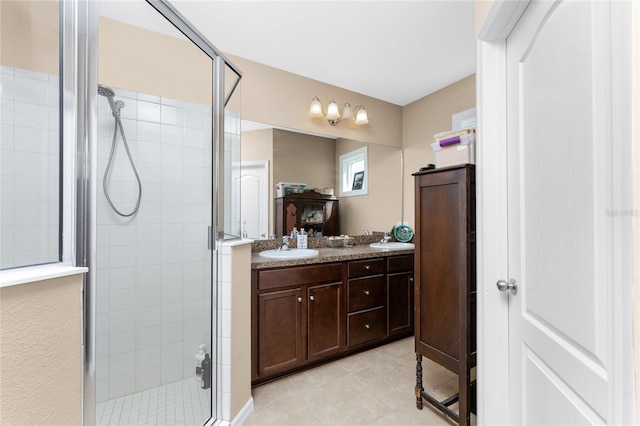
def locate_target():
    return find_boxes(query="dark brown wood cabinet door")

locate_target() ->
[388,271,414,335]
[257,288,305,377]
[307,282,344,362]
[418,177,462,367]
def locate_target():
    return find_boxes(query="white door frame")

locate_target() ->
[477,1,638,424]
[476,3,528,424]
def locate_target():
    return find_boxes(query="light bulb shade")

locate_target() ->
[354,106,369,125]
[309,96,324,117]
[341,103,353,120]
[326,100,341,121]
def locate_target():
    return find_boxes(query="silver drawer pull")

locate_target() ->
[364,324,371,330]
[309,295,314,301]
[365,265,370,270]
[364,290,371,296]
[297,297,302,303]
[409,278,414,283]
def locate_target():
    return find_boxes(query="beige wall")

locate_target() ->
[475,1,494,36]
[402,74,476,227]
[228,54,403,149]
[0,1,59,74]
[99,17,211,104]
[0,276,83,426]
[336,140,403,235]
[240,72,475,237]
[273,129,335,192]
[228,243,252,419]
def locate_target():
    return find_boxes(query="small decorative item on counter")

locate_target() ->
[327,236,345,248]
[201,353,211,389]
[297,232,308,249]
[343,235,354,247]
[275,182,306,197]
[392,224,414,243]
[291,227,299,239]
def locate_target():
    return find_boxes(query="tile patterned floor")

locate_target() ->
[96,378,211,426]
[246,337,477,426]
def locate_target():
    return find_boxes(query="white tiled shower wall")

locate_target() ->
[1,66,240,414]
[0,66,60,268]
[95,86,216,402]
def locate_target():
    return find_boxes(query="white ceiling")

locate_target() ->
[100,1,477,107]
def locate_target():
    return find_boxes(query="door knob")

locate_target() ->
[496,278,518,295]
[297,297,302,303]
[309,295,314,301]
[364,290,371,296]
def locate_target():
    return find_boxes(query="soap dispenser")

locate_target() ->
[297,230,308,249]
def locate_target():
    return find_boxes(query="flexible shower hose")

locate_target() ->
[103,109,142,217]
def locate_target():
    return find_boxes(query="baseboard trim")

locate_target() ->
[231,397,255,426]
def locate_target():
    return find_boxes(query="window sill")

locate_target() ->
[0,264,88,289]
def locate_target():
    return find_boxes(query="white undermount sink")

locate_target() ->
[369,242,415,250]
[258,248,320,260]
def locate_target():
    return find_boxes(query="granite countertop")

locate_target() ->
[251,244,414,270]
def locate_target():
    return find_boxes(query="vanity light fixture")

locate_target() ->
[308,96,369,126]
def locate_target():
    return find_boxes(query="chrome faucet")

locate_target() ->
[380,232,391,244]
[280,236,290,251]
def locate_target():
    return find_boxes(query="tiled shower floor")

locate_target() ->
[96,378,211,426]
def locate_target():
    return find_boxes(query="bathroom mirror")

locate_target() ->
[241,123,403,238]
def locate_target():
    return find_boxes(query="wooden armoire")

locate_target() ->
[413,164,476,426]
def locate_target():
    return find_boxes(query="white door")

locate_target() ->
[503,0,634,424]
[240,160,269,239]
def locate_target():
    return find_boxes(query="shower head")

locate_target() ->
[98,84,124,117]
[98,84,115,98]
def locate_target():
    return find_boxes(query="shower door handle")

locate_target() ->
[208,226,217,250]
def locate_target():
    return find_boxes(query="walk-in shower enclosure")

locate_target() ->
[88,1,242,424]
[1,0,243,425]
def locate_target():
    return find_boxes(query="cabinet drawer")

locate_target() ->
[348,276,385,312]
[347,307,387,347]
[387,255,414,273]
[257,263,343,291]
[347,258,384,278]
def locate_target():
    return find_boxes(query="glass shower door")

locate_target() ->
[93,2,217,424]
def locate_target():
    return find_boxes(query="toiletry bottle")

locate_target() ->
[297,231,308,249]
[194,344,206,381]
[291,227,298,239]
[201,353,211,389]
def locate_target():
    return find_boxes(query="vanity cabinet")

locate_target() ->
[413,164,476,425]
[387,254,414,337]
[252,263,344,382]
[346,258,387,347]
[257,288,305,377]
[275,191,339,237]
[252,253,415,385]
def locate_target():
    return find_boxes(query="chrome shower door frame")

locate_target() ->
[78,1,242,424]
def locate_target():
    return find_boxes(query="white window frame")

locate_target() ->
[339,146,368,197]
